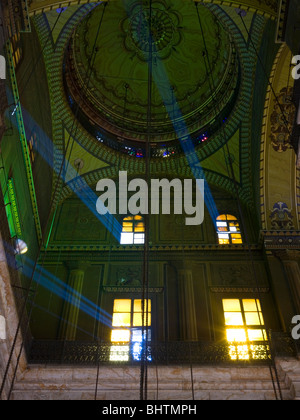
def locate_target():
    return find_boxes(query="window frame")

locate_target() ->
[222,297,269,361]
[110,298,152,362]
[216,214,243,245]
[120,215,145,245]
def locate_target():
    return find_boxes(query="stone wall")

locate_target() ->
[8,360,299,400]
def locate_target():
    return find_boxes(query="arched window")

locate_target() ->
[120,215,145,245]
[216,214,242,245]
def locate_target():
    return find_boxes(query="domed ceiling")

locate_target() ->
[64,0,239,153]
[29,0,278,206]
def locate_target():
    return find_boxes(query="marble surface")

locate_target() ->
[9,361,298,400]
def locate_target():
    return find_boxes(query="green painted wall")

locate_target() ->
[251,19,280,228]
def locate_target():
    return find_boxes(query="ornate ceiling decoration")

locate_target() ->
[259,44,300,233]
[32,1,271,207]
[64,0,239,151]
[28,0,279,19]
[121,2,182,61]
[270,86,295,153]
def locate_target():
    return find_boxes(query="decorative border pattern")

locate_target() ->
[103,286,163,293]
[33,4,100,207]
[43,243,261,253]
[202,0,277,18]
[259,45,282,230]
[275,0,288,43]
[6,41,42,242]
[28,0,279,19]
[7,179,22,237]
[259,44,299,232]
[210,287,269,293]
[261,230,300,249]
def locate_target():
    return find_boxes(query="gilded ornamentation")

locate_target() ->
[66,0,237,145]
[270,202,294,230]
[270,87,295,152]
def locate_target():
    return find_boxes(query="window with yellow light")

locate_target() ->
[222,298,269,361]
[216,215,243,245]
[110,298,151,362]
[120,215,145,245]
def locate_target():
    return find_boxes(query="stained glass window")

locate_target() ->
[216,215,243,245]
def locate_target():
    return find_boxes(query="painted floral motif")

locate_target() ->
[270,202,294,230]
[270,87,295,152]
[120,1,183,62]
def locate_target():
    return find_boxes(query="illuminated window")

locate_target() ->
[222,298,269,361]
[110,298,151,362]
[28,133,37,165]
[11,33,22,69]
[217,215,243,245]
[3,179,22,238]
[120,215,145,245]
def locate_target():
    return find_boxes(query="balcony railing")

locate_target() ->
[27,332,299,366]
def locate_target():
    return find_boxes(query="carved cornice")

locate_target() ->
[210,287,269,293]
[43,243,261,254]
[103,286,163,293]
[39,245,265,266]
[261,230,300,250]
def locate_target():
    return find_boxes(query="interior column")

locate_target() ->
[178,268,198,341]
[59,261,87,340]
